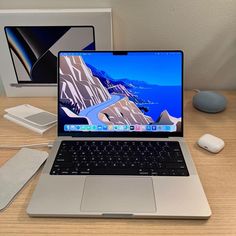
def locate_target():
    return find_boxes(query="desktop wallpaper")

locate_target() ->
[59,52,182,133]
[4,26,95,83]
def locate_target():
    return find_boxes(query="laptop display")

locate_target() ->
[4,26,95,84]
[58,51,183,136]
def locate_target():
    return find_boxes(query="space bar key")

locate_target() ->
[91,168,139,175]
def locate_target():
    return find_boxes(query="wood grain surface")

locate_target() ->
[0,91,236,236]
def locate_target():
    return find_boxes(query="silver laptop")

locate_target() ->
[27,51,211,218]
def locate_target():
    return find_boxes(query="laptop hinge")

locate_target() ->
[68,136,183,140]
[168,136,184,141]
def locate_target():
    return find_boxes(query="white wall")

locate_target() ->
[1,0,236,91]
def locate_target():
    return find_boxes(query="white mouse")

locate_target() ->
[197,134,224,153]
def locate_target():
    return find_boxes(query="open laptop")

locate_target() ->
[27,51,211,218]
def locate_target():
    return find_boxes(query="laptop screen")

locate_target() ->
[58,51,183,137]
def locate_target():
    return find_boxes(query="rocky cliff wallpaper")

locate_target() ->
[58,52,182,132]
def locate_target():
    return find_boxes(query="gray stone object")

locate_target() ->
[192,91,227,113]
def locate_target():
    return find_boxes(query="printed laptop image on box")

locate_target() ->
[4,26,95,84]
[58,51,182,135]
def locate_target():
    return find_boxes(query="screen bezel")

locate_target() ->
[4,26,95,84]
[58,50,184,138]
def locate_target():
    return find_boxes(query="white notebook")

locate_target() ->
[4,104,57,134]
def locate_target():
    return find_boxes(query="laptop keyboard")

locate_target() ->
[50,140,189,176]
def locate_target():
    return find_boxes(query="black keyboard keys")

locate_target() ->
[50,140,189,176]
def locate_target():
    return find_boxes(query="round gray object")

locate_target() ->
[192,91,227,113]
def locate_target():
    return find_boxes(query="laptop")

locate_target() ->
[27,51,211,218]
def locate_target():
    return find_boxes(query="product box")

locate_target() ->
[0,9,113,96]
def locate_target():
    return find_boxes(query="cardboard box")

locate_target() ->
[0,9,113,97]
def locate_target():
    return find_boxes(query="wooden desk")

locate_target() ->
[0,91,236,236]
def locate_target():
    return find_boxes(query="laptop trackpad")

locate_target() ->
[81,176,156,213]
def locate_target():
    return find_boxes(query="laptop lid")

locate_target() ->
[58,51,183,138]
